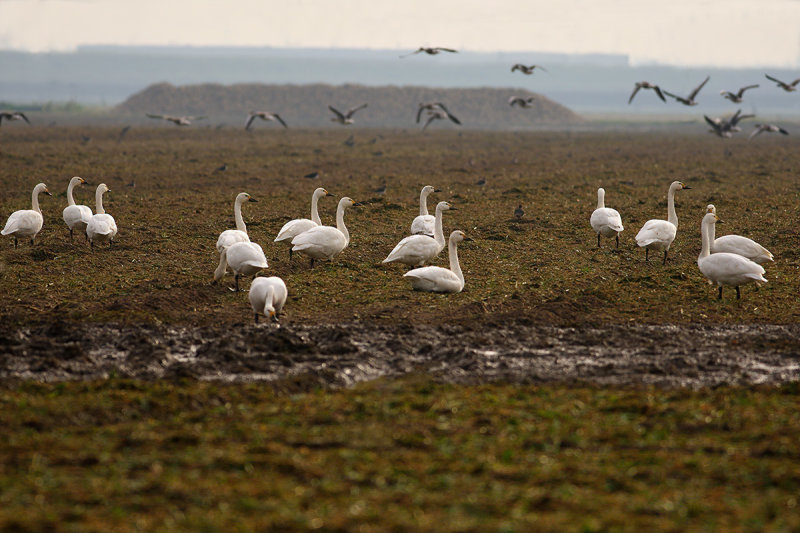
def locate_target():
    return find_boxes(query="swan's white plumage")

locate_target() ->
[86,183,117,246]
[216,192,256,253]
[2,183,50,245]
[274,187,331,246]
[590,188,624,243]
[403,230,467,293]
[698,212,766,297]
[225,242,268,277]
[62,177,92,236]
[410,185,438,236]
[384,201,452,266]
[635,180,689,259]
[705,204,774,264]
[249,276,288,322]
[291,197,358,262]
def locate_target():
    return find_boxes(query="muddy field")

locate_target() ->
[1,126,799,386]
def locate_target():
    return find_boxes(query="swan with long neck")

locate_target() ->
[384,201,454,266]
[249,276,288,323]
[635,180,690,263]
[274,187,334,259]
[62,176,92,241]
[590,187,624,248]
[698,212,766,299]
[86,183,118,248]
[410,185,441,236]
[291,197,360,267]
[2,183,52,248]
[215,241,268,292]
[403,230,468,293]
[215,192,257,280]
[705,204,774,264]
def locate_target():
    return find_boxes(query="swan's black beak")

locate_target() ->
[463,237,474,242]
[269,311,279,323]
[716,218,724,224]
[44,190,52,196]
[352,201,363,207]
[682,185,692,190]
[248,197,258,202]
[434,188,442,192]
[448,206,457,210]
[326,192,335,197]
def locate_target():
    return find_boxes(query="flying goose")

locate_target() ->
[509,96,535,108]
[765,74,800,92]
[146,114,206,126]
[416,102,460,124]
[720,84,759,103]
[245,111,288,130]
[749,123,789,140]
[400,47,457,58]
[511,64,547,75]
[628,81,667,104]
[421,109,461,131]
[329,104,368,125]
[705,109,754,138]
[0,111,31,127]
[663,76,710,106]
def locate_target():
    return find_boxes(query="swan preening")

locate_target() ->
[590,187,624,248]
[384,201,454,267]
[291,197,360,267]
[705,205,774,264]
[274,187,334,259]
[2,183,51,248]
[249,276,287,323]
[63,176,92,241]
[217,242,268,292]
[698,212,766,299]
[403,230,468,293]
[216,192,257,278]
[86,183,118,248]
[635,181,690,264]
[410,185,441,236]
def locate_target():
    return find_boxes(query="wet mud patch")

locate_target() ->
[1,322,798,388]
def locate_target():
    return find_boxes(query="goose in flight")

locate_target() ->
[749,123,789,140]
[705,109,754,138]
[509,96,535,108]
[0,111,31,127]
[146,114,206,126]
[511,64,547,75]
[765,74,800,92]
[421,109,461,131]
[720,84,759,103]
[400,47,457,58]
[245,111,288,130]
[628,81,666,104]
[416,102,460,124]
[663,76,710,106]
[329,104,367,125]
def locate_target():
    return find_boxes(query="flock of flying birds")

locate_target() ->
[629,73,796,139]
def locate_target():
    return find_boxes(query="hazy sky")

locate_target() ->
[1,0,799,68]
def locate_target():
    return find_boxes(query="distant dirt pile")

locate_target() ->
[115,83,582,129]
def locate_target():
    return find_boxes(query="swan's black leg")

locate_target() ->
[69,229,74,241]
[13,237,18,249]
[718,286,723,300]
[289,248,293,261]
[662,250,668,265]
[597,234,601,248]
[310,258,315,269]
[254,313,259,324]
[235,274,240,292]
[645,248,649,262]
[615,234,619,248]
[736,286,741,299]
[30,238,35,246]
[90,239,94,249]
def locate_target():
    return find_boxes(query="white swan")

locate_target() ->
[291,197,360,267]
[635,180,690,263]
[215,192,257,279]
[215,241,268,291]
[590,187,624,248]
[274,187,333,259]
[404,230,468,293]
[2,182,51,248]
[62,176,92,241]
[410,185,441,236]
[249,276,288,323]
[86,183,118,248]
[705,204,774,264]
[384,201,453,267]
[698,212,766,299]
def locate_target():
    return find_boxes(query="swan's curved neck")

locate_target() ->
[31,186,43,214]
[67,180,77,206]
[419,189,431,216]
[699,217,712,259]
[95,189,106,215]
[448,238,464,285]
[433,207,446,247]
[336,202,350,245]
[263,286,275,314]
[234,196,247,232]
[310,192,322,225]
[667,185,678,228]
[596,189,605,209]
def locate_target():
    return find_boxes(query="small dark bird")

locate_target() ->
[628,81,667,104]
[304,171,320,180]
[245,111,288,130]
[343,135,355,147]
[765,74,800,92]
[749,123,789,140]
[329,104,368,125]
[117,125,131,142]
[511,64,547,75]
[514,204,524,219]
[374,183,387,195]
[400,47,457,58]
[146,114,206,126]
[663,76,710,106]
[720,85,759,103]
[80,135,91,145]
[476,177,487,187]
[509,96,535,108]
[214,163,228,173]
[0,111,31,127]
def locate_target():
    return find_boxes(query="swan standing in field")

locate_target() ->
[590,187,624,248]
[2,183,51,248]
[274,187,334,259]
[698,212,766,299]
[384,201,454,267]
[410,185,441,236]
[403,230,469,293]
[216,241,268,292]
[62,176,92,241]
[705,205,774,264]
[635,181,691,264]
[249,276,288,323]
[86,183,118,248]
[291,197,360,267]
[215,192,257,278]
